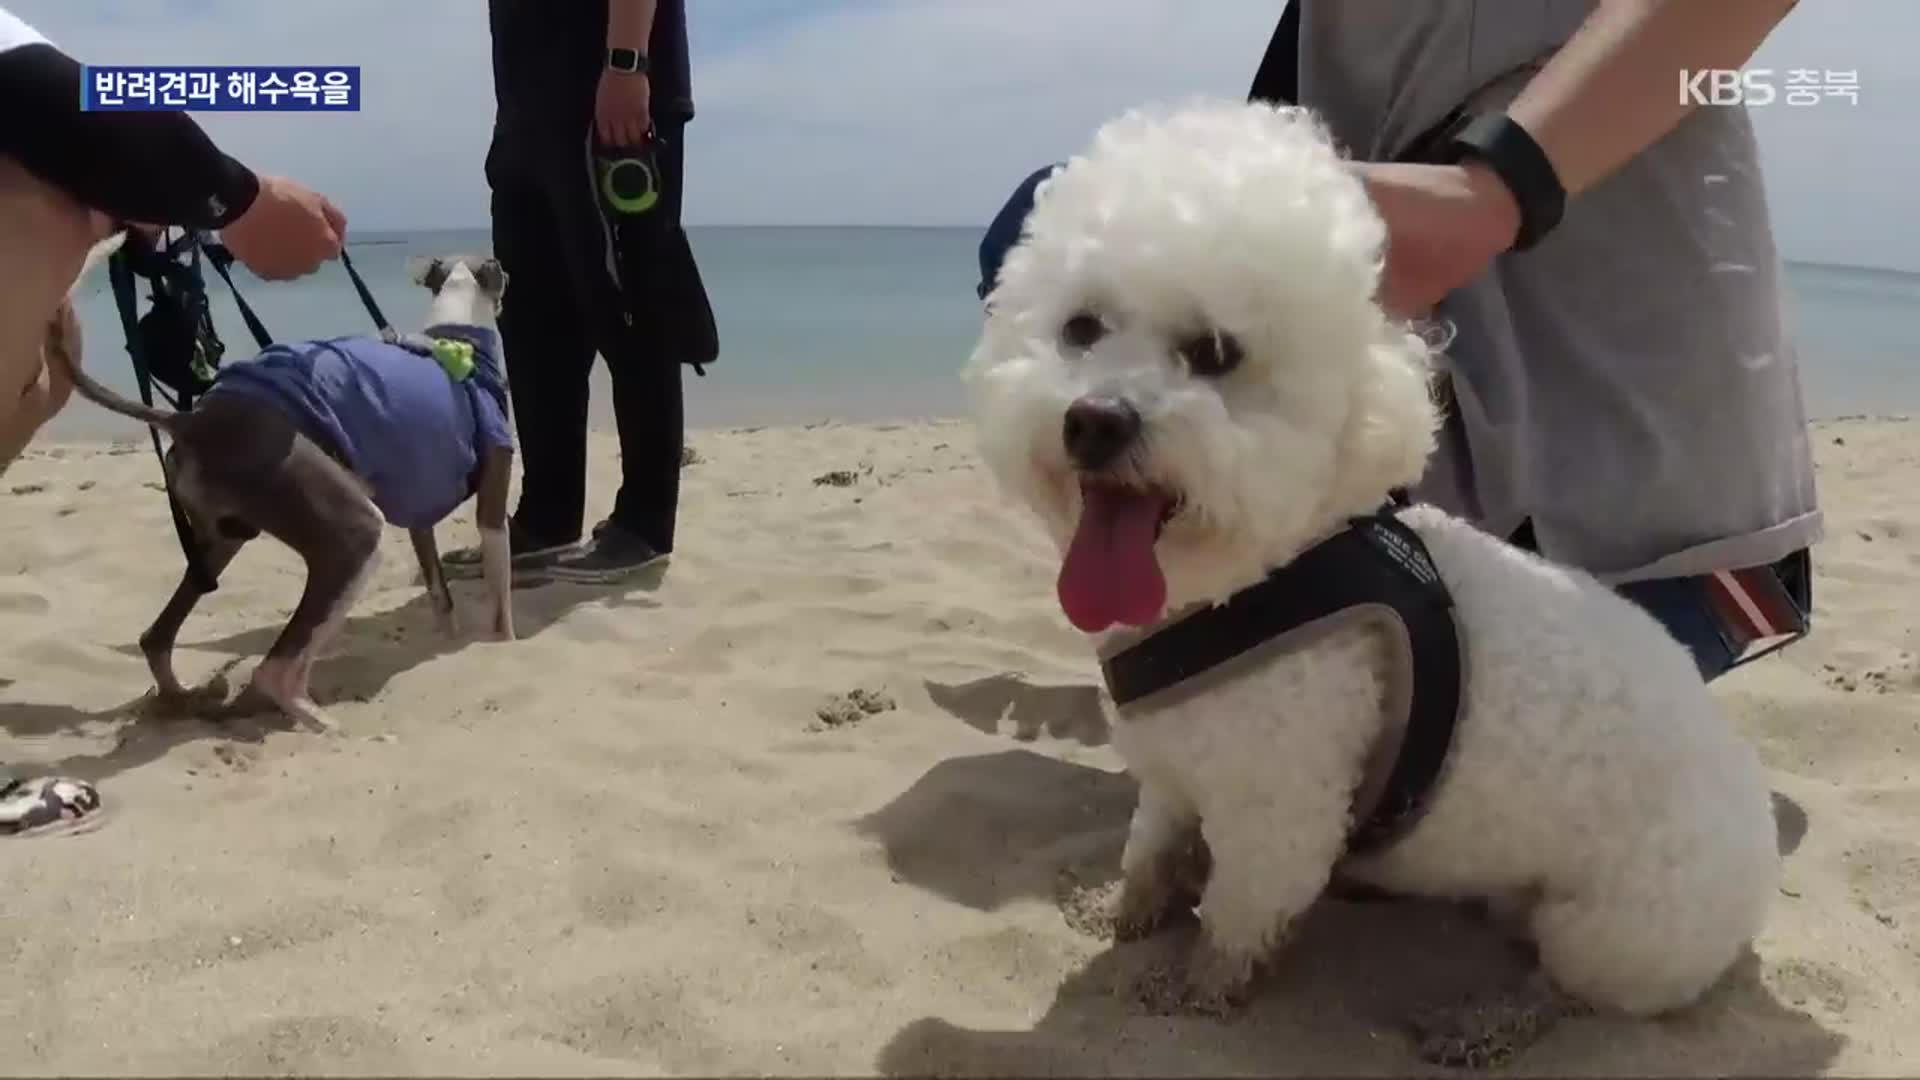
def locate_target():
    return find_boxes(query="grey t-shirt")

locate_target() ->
[1297,0,1822,583]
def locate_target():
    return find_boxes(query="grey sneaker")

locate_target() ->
[544,521,669,584]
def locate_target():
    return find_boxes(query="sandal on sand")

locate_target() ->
[1,774,105,838]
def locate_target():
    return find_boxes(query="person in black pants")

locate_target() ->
[454,0,716,583]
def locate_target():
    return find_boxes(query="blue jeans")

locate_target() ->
[1616,576,1743,682]
[1510,522,1812,683]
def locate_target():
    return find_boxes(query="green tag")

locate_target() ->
[431,338,475,381]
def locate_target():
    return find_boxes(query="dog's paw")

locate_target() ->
[1126,939,1256,1020]
[1185,938,1259,1014]
[294,705,344,736]
[435,605,461,639]
[1110,881,1178,942]
[246,662,343,736]
[144,676,229,719]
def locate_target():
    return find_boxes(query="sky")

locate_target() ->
[12,0,1919,272]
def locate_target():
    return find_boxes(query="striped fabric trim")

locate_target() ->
[1705,565,1806,650]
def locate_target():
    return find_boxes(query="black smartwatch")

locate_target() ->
[607,47,649,75]
[1435,112,1565,252]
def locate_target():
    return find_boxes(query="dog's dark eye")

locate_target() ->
[1176,330,1244,378]
[1061,312,1105,349]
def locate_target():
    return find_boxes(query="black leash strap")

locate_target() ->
[108,236,218,593]
[338,247,392,333]
[199,239,273,350]
[197,236,393,343]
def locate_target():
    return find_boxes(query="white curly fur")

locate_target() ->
[963,98,1779,1019]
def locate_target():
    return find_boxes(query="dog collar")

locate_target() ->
[1096,505,1465,857]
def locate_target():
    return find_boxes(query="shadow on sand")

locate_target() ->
[855,695,1838,1076]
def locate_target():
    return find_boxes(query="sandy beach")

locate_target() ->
[2,414,1915,1076]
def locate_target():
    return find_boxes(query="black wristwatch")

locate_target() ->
[607,47,649,75]
[1435,112,1565,252]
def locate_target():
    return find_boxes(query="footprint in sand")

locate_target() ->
[0,587,50,616]
[521,969,722,1067]
[1766,956,1857,1017]
[11,635,138,680]
[182,1013,409,1075]
[1053,830,1211,942]
[208,741,262,773]
[573,853,702,930]
[1404,978,1589,1070]
[811,687,895,731]
[1055,875,1126,940]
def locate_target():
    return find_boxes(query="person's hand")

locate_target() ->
[218,174,346,281]
[594,68,652,148]
[1355,161,1522,321]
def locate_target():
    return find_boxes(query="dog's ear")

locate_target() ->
[473,257,508,300]
[407,255,448,292]
[1335,329,1443,501]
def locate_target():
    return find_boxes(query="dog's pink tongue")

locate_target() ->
[1057,486,1169,633]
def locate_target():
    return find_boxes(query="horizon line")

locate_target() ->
[341,224,1919,277]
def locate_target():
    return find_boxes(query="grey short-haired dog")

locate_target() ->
[49,238,518,732]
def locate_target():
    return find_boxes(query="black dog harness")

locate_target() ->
[1097,502,1465,858]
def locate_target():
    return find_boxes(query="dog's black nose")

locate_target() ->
[1062,396,1142,471]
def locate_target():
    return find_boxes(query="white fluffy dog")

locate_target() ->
[964,98,1778,1053]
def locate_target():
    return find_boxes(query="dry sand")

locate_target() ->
[1,415,1915,1076]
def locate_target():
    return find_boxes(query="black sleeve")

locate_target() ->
[0,41,261,230]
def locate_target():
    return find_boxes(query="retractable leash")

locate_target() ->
[594,130,665,217]
[109,228,397,590]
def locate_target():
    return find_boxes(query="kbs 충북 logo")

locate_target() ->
[1680,67,1859,107]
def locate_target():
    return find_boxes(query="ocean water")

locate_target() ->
[48,226,1920,438]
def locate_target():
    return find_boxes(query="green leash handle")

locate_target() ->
[596,143,662,215]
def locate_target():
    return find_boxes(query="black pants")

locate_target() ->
[485,119,687,553]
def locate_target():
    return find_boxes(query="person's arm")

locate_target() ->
[595,0,658,147]
[0,42,259,229]
[1506,0,1801,198]
[607,0,658,56]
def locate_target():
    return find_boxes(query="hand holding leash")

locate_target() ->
[219,174,346,282]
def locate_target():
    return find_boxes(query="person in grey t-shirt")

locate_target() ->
[978,1,1820,682]
[1276,0,1821,681]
